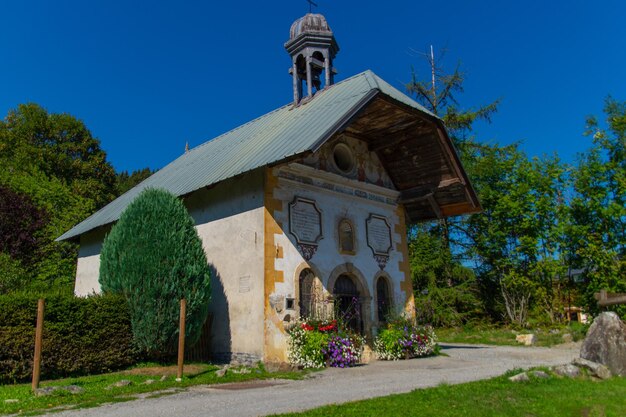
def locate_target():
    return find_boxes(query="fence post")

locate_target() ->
[176,298,186,382]
[32,298,45,392]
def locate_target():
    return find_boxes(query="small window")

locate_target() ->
[339,219,355,253]
[333,143,354,173]
[377,277,391,323]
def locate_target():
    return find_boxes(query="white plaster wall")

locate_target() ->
[75,227,109,296]
[268,162,407,347]
[186,171,265,360]
[73,170,266,361]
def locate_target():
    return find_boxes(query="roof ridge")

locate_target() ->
[187,70,375,155]
[58,69,438,242]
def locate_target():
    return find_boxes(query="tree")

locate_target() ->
[462,144,569,324]
[0,103,117,208]
[0,103,118,292]
[406,47,498,325]
[406,48,574,326]
[116,168,155,196]
[99,188,212,354]
[0,185,48,263]
[568,97,626,317]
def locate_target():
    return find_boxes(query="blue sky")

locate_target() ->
[1,0,625,172]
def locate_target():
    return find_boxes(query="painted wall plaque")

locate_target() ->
[289,197,323,260]
[366,214,392,269]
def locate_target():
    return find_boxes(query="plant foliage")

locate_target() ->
[99,188,211,354]
[374,316,438,360]
[0,293,138,384]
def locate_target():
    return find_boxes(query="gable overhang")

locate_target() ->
[57,70,479,242]
[309,90,481,223]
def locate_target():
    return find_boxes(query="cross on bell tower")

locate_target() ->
[285,12,339,105]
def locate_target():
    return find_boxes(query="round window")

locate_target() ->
[333,143,354,173]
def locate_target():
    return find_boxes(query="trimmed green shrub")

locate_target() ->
[0,293,138,384]
[99,188,211,355]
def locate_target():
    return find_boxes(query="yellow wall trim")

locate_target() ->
[395,204,415,316]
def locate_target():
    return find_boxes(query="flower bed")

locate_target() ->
[374,318,438,360]
[287,319,364,368]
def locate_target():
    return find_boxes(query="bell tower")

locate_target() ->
[285,13,339,104]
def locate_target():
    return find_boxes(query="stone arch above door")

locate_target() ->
[326,263,371,299]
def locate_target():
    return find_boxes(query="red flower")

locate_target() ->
[301,323,314,331]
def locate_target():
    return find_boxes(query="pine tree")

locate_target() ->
[99,188,211,354]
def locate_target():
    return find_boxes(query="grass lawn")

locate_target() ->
[436,322,588,347]
[0,362,303,416]
[272,372,626,417]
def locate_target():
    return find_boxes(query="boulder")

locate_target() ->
[561,333,573,343]
[572,357,612,380]
[34,386,59,396]
[580,312,626,376]
[215,368,227,377]
[552,364,580,378]
[105,379,133,390]
[515,334,537,346]
[64,385,85,394]
[34,385,84,396]
[531,370,550,379]
[4,399,19,404]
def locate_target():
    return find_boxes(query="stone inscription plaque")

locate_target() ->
[289,197,323,245]
[366,214,392,255]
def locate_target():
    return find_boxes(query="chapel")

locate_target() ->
[59,12,480,364]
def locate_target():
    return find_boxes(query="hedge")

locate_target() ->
[0,293,139,384]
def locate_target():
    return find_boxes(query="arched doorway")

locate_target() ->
[333,274,363,333]
[298,268,315,319]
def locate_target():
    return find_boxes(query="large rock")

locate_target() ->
[572,357,612,380]
[580,312,626,376]
[515,334,536,346]
[552,364,580,378]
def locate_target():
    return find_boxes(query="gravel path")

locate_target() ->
[53,343,580,417]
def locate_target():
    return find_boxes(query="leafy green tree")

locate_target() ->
[0,103,117,208]
[568,97,626,317]
[0,253,28,294]
[99,188,212,354]
[116,168,155,196]
[0,164,94,292]
[462,144,569,324]
[0,103,118,292]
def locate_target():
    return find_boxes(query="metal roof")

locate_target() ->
[57,70,435,241]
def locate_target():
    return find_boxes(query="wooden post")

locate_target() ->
[176,298,186,381]
[32,298,45,392]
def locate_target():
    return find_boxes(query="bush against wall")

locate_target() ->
[99,188,211,355]
[374,316,438,360]
[0,293,138,384]
[287,319,364,368]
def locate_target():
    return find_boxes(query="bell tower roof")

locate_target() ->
[285,12,339,105]
[289,13,333,39]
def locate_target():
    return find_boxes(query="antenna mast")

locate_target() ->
[430,45,436,108]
